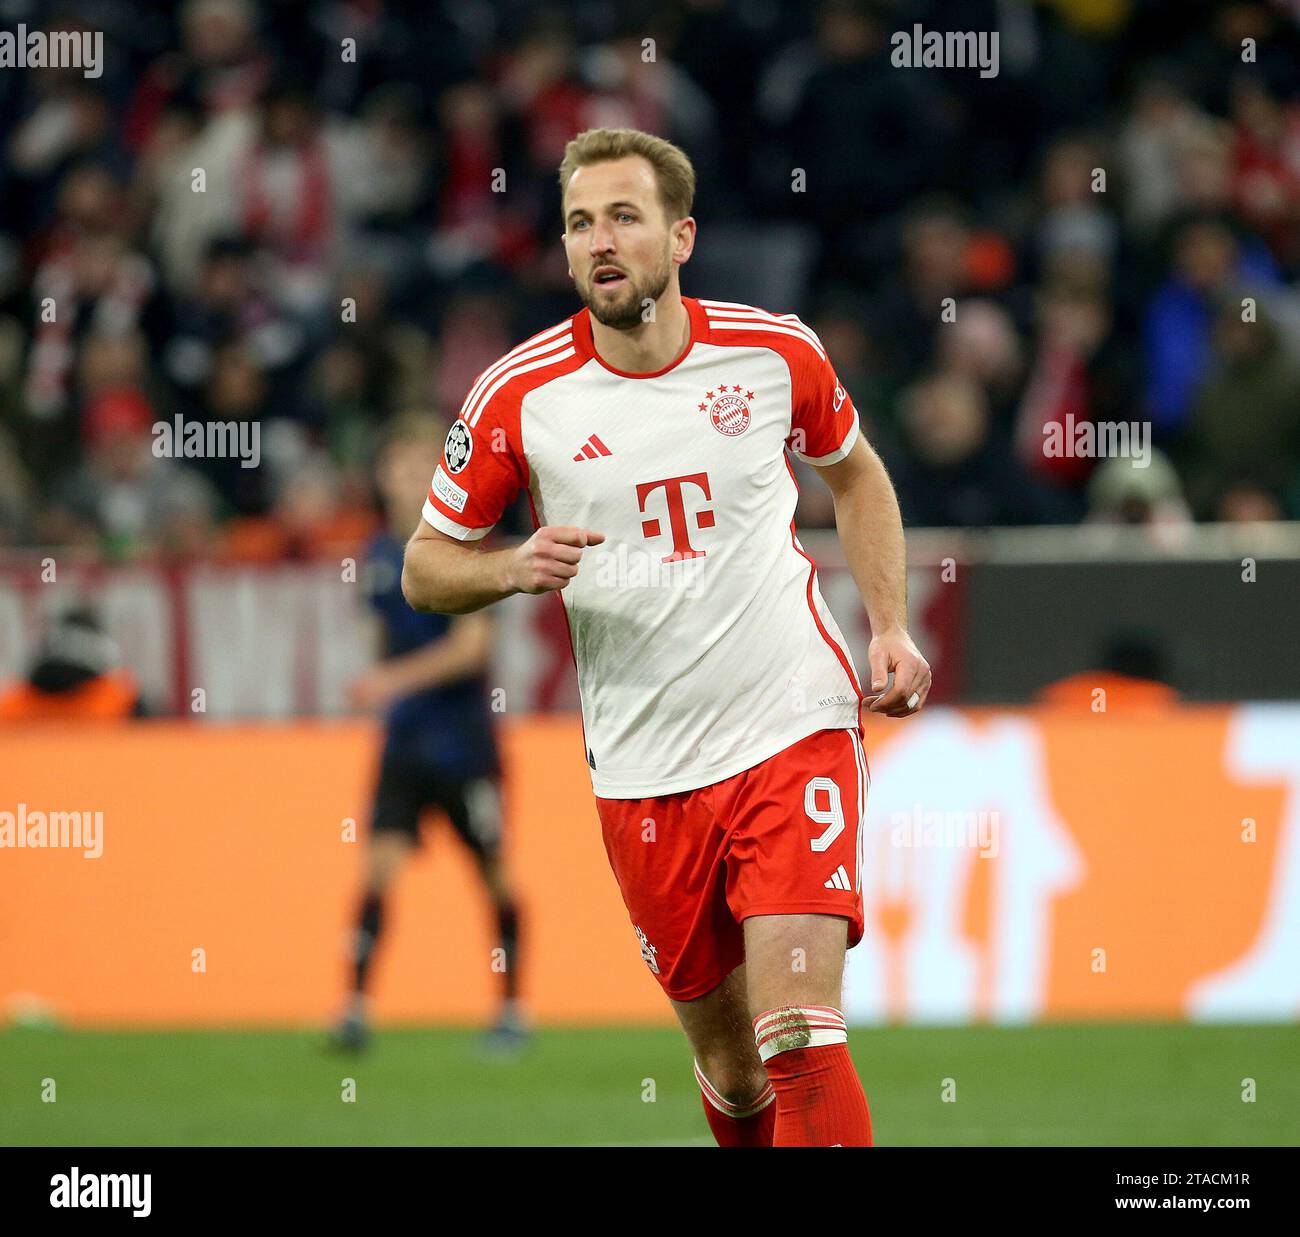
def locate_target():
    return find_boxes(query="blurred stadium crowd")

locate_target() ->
[1,0,1299,564]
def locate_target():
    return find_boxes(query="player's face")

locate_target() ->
[563,157,676,330]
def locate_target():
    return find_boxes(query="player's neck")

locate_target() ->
[588,291,690,375]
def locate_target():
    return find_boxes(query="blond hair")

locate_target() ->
[558,128,696,225]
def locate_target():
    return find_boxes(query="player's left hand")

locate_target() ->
[865,626,931,718]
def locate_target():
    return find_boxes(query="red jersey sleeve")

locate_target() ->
[786,325,860,466]
[421,390,527,541]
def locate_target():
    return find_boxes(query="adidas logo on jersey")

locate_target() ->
[572,434,612,461]
[824,864,852,891]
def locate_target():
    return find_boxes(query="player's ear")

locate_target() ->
[672,216,696,265]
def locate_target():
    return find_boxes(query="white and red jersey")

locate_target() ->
[422,296,864,798]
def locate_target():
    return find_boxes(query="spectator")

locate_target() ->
[122,0,271,152]
[190,343,276,515]
[1034,133,1120,287]
[1214,480,1287,523]
[1179,301,1300,518]
[0,0,1294,552]
[1015,282,1138,492]
[889,373,1071,528]
[222,450,376,562]
[937,298,1026,440]
[867,198,979,392]
[1228,75,1300,271]
[1085,449,1194,532]
[161,235,305,396]
[22,169,157,421]
[1142,212,1281,434]
[1117,72,1217,238]
[0,606,144,721]
[0,425,34,546]
[46,386,219,560]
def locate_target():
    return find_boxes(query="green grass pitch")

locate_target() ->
[1,1024,1295,1146]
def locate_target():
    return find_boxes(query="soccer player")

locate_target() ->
[333,416,526,1053]
[401,129,931,1145]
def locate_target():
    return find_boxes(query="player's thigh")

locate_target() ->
[366,755,430,889]
[723,725,866,1010]
[596,791,743,1003]
[743,912,848,1015]
[669,964,766,1103]
[440,776,511,892]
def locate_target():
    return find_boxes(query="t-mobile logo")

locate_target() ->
[636,472,714,563]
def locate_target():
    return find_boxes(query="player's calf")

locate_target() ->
[745,914,873,1146]
[751,1004,872,1147]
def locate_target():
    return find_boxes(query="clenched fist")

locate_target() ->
[505,525,606,595]
[865,625,932,718]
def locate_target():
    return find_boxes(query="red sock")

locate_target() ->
[695,1060,776,1147]
[753,1006,873,1146]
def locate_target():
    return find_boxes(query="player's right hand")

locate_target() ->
[506,525,606,594]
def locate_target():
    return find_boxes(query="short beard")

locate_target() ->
[581,255,673,330]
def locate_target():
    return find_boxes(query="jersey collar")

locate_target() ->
[574,295,708,378]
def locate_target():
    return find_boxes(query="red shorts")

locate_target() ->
[596,725,869,1001]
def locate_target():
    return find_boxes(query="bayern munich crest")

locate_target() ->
[699,383,754,437]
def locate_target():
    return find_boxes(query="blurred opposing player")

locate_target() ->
[333,416,526,1053]
[401,130,931,1144]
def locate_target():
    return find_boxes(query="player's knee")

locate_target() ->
[695,1054,768,1108]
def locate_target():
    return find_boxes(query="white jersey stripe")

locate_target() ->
[700,302,826,355]
[700,307,806,333]
[699,298,802,322]
[460,327,573,423]
[459,320,572,417]
[465,345,576,427]
[850,730,868,893]
[421,496,492,541]
[703,318,827,360]
[703,303,820,331]
[700,298,801,319]
[462,334,573,426]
